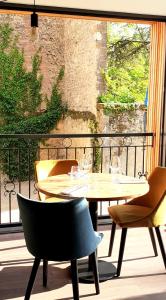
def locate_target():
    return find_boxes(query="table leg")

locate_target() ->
[78,201,117,283]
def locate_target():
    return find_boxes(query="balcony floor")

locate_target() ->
[0,226,166,300]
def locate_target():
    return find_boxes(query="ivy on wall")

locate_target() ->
[99,102,146,116]
[0,23,66,180]
[88,119,101,173]
[67,110,101,172]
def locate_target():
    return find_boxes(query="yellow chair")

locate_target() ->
[108,166,166,276]
[35,159,78,201]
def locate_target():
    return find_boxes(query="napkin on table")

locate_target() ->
[60,185,86,195]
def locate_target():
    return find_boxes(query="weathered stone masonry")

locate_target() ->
[0,14,145,143]
[0,14,107,132]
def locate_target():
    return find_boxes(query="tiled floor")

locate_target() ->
[0,226,165,300]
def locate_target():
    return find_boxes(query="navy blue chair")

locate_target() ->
[17,193,103,300]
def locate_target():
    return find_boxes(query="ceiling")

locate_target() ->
[1,0,166,19]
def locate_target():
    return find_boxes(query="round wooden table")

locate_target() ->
[37,172,149,282]
[37,172,148,201]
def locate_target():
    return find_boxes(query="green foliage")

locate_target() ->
[0,23,66,180]
[107,23,150,67]
[0,24,43,124]
[102,102,138,115]
[99,23,150,105]
[88,120,101,172]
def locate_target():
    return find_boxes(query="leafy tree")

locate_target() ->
[99,23,150,104]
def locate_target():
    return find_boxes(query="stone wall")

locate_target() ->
[0,13,107,119]
[0,14,65,101]
[97,103,147,175]
[55,18,107,140]
[97,103,146,133]
[0,13,146,158]
[0,13,108,159]
[0,13,108,160]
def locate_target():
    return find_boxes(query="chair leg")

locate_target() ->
[108,222,116,257]
[117,228,127,277]
[25,257,41,300]
[71,259,79,300]
[91,251,100,295]
[43,259,48,287]
[155,226,166,269]
[148,228,158,256]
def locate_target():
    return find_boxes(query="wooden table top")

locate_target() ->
[37,172,149,202]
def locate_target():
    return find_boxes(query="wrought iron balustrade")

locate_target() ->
[0,132,153,230]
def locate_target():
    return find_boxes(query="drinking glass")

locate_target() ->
[110,156,122,182]
[70,165,80,177]
[80,156,92,173]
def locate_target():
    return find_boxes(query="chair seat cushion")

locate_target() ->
[44,197,67,202]
[108,204,152,226]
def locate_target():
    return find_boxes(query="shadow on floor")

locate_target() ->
[0,264,72,299]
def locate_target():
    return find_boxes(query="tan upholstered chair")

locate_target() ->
[35,159,78,201]
[108,166,166,276]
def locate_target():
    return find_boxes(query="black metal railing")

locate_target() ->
[0,132,153,230]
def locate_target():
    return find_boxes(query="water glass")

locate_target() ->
[70,165,80,177]
[110,156,121,182]
[80,155,92,173]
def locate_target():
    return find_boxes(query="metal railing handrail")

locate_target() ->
[0,132,154,139]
